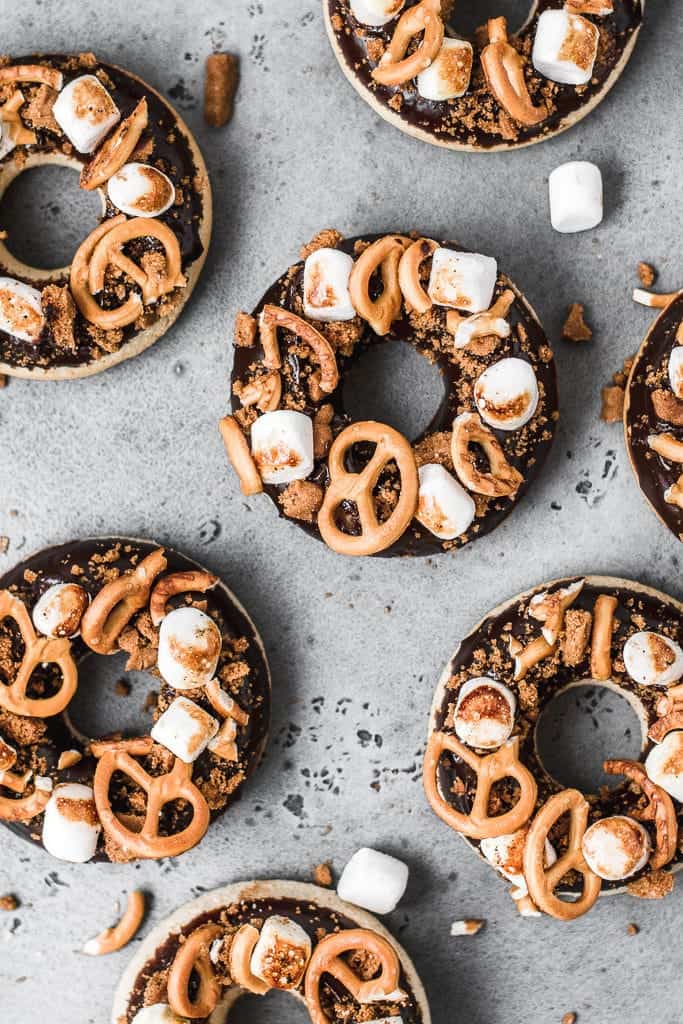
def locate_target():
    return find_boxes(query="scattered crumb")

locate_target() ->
[562,303,592,342]
[601,385,624,423]
[57,749,82,770]
[300,228,344,260]
[0,374,7,389]
[114,679,132,697]
[627,922,639,935]
[612,356,634,389]
[313,862,333,887]
[277,480,323,522]
[562,1014,577,1024]
[234,311,257,348]
[637,262,656,288]
[450,918,485,936]
[0,536,8,554]
[0,895,18,911]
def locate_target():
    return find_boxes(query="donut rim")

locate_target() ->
[425,574,683,900]
[323,0,646,153]
[0,57,212,381]
[111,879,432,1024]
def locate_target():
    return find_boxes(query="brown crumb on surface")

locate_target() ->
[561,1014,577,1024]
[637,262,656,288]
[313,862,333,887]
[562,303,592,342]
[235,311,257,348]
[627,870,675,899]
[300,228,344,261]
[601,385,624,422]
[627,922,639,935]
[204,52,239,127]
[278,480,323,522]
[114,679,131,697]
[0,894,18,911]
[0,536,8,554]
[0,374,7,389]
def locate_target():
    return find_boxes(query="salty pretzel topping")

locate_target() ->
[149,570,218,627]
[590,593,617,681]
[305,928,404,1024]
[80,548,167,654]
[71,215,143,330]
[529,579,584,646]
[259,305,338,393]
[398,238,438,314]
[371,0,444,87]
[0,90,37,147]
[238,370,282,412]
[604,759,676,871]
[481,18,547,127]
[87,217,184,305]
[349,235,410,335]
[0,775,51,822]
[80,97,148,191]
[0,64,63,90]
[423,733,537,840]
[633,288,682,309]
[317,420,418,556]
[229,924,270,995]
[648,432,683,463]
[219,416,264,496]
[511,634,555,681]
[451,412,523,497]
[446,290,515,347]
[82,890,145,956]
[205,680,250,726]
[648,709,683,743]
[168,923,223,1017]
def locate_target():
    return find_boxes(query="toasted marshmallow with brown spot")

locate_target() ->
[669,347,683,400]
[350,0,405,27]
[417,39,473,101]
[250,915,312,989]
[42,783,101,863]
[481,826,556,897]
[303,247,355,322]
[0,732,16,772]
[427,249,497,314]
[646,730,683,802]
[131,1007,186,1024]
[532,10,599,86]
[623,631,683,688]
[151,696,219,763]
[581,816,651,881]
[107,162,176,218]
[157,606,222,690]
[474,357,539,431]
[32,582,89,639]
[251,410,315,485]
[0,278,44,343]
[53,74,120,153]
[416,463,475,540]
[454,678,516,749]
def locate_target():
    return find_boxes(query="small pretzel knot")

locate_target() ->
[304,928,404,1024]
[0,590,78,718]
[522,789,602,920]
[604,759,677,871]
[168,923,223,1019]
[260,305,339,393]
[481,18,547,127]
[80,548,167,654]
[451,412,523,497]
[0,770,51,822]
[371,0,444,87]
[348,235,411,336]
[423,731,537,840]
[317,420,419,556]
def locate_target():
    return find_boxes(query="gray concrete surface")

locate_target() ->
[0,1,682,1022]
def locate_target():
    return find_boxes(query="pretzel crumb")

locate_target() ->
[637,262,656,288]
[57,749,82,770]
[627,870,674,899]
[204,52,239,127]
[0,894,18,911]
[300,228,344,261]
[562,303,592,343]
[0,535,8,553]
[450,918,485,936]
[313,862,333,887]
[235,311,257,348]
[278,480,323,522]
[562,1014,577,1024]
[627,922,639,935]
[601,385,624,423]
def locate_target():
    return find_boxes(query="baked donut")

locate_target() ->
[0,537,269,863]
[222,229,557,557]
[0,52,211,379]
[324,0,644,151]
[111,880,431,1024]
[423,575,683,920]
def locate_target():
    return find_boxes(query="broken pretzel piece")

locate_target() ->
[481,18,547,127]
[82,890,146,956]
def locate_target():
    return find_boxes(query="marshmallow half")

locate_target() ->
[250,915,312,989]
[0,277,44,343]
[428,249,498,314]
[32,582,89,639]
[107,162,176,218]
[337,847,409,914]
[52,74,120,153]
[416,463,475,540]
[349,0,405,27]
[623,631,683,688]
[549,161,603,234]
[481,826,556,897]
[646,731,683,802]
[130,1007,186,1024]
[532,10,599,86]
[157,607,222,691]
[417,39,473,101]
[454,678,516,749]
[581,816,651,881]
[474,358,539,431]
[668,347,683,400]
[42,783,101,863]
[303,247,355,322]
[151,696,219,763]
[251,410,315,484]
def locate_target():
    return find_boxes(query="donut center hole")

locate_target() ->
[228,990,310,1024]
[65,651,160,742]
[535,682,645,796]
[448,0,530,38]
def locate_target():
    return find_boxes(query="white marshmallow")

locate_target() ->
[481,827,556,897]
[52,74,120,153]
[251,410,315,485]
[416,463,475,540]
[548,161,603,234]
[474,358,539,431]
[32,582,89,639]
[532,9,599,85]
[130,1007,186,1024]
[337,847,409,914]
[209,937,225,964]
[668,347,683,400]
[303,247,355,322]
[428,249,497,314]
[454,678,516,749]
[349,0,405,27]
[42,783,101,863]
[157,607,221,691]
[452,311,511,349]
[107,162,175,218]
[623,631,683,688]
[250,915,312,989]
[151,696,219,763]
[581,816,651,881]
[417,39,473,101]
[0,277,44,343]
[646,731,683,802]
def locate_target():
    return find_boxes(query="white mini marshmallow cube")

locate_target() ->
[481,828,556,897]
[623,631,683,688]
[52,74,120,153]
[454,678,516,749]
[250,915,312,989]
[42,783,101,863]
[108,162,176,218]
[151,696,219,763]
[303,247,356,322]
[350,0,405,27]
[646,731,683,802]
[428,249,498,313]
[32,582,89,639]
[474,357,539,431]
[417,463,475,540]
[251,410,315,484]
[669,347,683,399]
[131,1007,186,1024]
[337,847,409,914]
[417,38,473,101]
[532,9,599,85]
[0,277,44,343]
[581,816,651,881]
[157,606,222,690]
[548,161,603,233]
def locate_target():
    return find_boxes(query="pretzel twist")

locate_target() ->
[0,775,51,821]
[348,235,411,336]
[88,217,184,303]
[80,97,148,190]
[604,759,677,871]
[0,64,63,89]
[168,923,223,1018]
[149,570,218,627]
[219,416,264,496]
[260,305,339,393]
[451,412,523,497]
[371,0,444,87]
[229,923,270,995]
[70,215,142,329]
[80,548,167,654]
[398,238,438,314]
[481,18,547,127]
[304,929,404,1024]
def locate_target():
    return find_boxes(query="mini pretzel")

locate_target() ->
[80,97,148,191]
[398,238,438,314]
[70,215,143,330]
[349,235,410,336]
[604,759,677,871]
[0,64,63,90]
[523,789,602,921]
[371,0,444,87]
[237,370,282,412]
[0,775,51,822]
[481,18,547,127]
[88,217,184,305]
[566,0,614,13]
[648,432,683,462]
[168,923,223,1017]
[229,923,270,995]
[149,570,218,627]
[205,680,250,726]
[305,928,404,1024]
[590,594,617,681]
[317,420,418,556]
[451,412,523,497]
[259,305,338,393]
[0,91,36,147]
[423,733,537,840]
[511,635,556,681]
[446,290,515,345]
[0,590,78,718]
[219,416,264,496]
[82,890,146,956]
[529,579,584,646]
[80,548,167,654]
[648,710,683,743]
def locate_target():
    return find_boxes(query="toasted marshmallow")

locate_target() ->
[417,39,473,101]
[416,463,475,540]
[32,582,89,639]
[0,277,44,343]
[532,9,599,85]
[303,247,355,322]
[581,816,651,881]
[623,631,683,688]
[474,358,539,431]
[349,0,405,27]
[42,783,101,863]
[646,731,683,802]
[337,847,409,914]
[428,249,497,314]
[131,1007,186,1024]
[151,696,219,763]
[668,347,683,400]
[52,74,120,153]
[454,678,516,749]
[251,410,315,484]
[157,607,222,691]
[107,162,175,218]
[250,915,312,989]
[549,161,603,234]
[481,826,556,897]
[0,732,16,772]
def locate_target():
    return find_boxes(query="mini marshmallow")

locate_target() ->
[337,847,409,914]
[32,582,89,639]
[416,463,475,540]
[623,631,683,688]
[349,0,405,27]
[428,249,497,314]
[53,74,120,153]
[107,162,176,218]
[452,310,511,349]
[669,347,683,399]
[532,9,599,85]
[130,1007,186,1024]
[474,358,539,431]
[481,827,557,897]
[581,816,651,881]
[250,915,312,989]
[548,161,603,234]
[303,247,356,322]
[646,730,683,802]
[454,678,516,749]
[42,783,101,863]
[151,696,219,763]
[417,39,473,101]
[251,410,315,485]
[157,606,222,691]
[0,277,44,343]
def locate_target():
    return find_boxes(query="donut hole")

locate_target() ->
[65,650,160,742]
[448,0,531,39]
[229,990,310,1024]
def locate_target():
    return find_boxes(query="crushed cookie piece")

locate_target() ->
[313,862,333,887]
[41,284,77,351]
[235,311,257,348]
[601,385,624,423]
[450,918,485,936]
[0,894,18,911]
[562,303,592,342]
[300,229,344,261]
[637,262,656,288]
[561,1014,577,1024]
[627,922,639,935]
[627,870,674,899]
[204,52,239,127]
[22,84,60,132]
[560,609,592,667]
[278,480,323,522]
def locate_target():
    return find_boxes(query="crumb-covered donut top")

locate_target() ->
[223,229,557,558]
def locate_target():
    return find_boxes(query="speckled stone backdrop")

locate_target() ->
[1,2,682,1022]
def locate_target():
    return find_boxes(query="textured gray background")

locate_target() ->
[0,1,682,1022]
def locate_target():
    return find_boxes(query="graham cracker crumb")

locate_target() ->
[278,479,323,522]
[627,922,639,935]
[235,311,257,348]
[637,262,656,288]
[627,869,674,899]
[562,303,592,342]
[300,229,344,260]
[0,894,18,911]
[313,862,333,887]
[42,284,77,351]
[601,385,624,423]
[561,609,592,667]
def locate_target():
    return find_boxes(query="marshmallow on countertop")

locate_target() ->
[669,348,683,400]
[130,1007,187,1024]
[157,606,222,690]
[52,74,120,153]
[646,731,683,802]
[549,161,603,234]
[151,696,219,763]
[454,678,516,749]
[417,38,473,101]
[349,0,405,27]
[428,249,497,314]
[481,827,556,898]
[474,357,539,431]
[416,463,475,540]
[251,410,315,485]
[250,915,312,989]
[623,631,683,688]
[581,816,651,881]
[303,247,356,322]
[107,163,176,218]
[532,10,599,85]
[337,847,409,914]
[42,783,101,863]
[32,582,89,639]
[0,278,44,343]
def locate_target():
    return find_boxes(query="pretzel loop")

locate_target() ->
[604,759,677,871]
[149,570,218,627]
[260,305,339,393]
[348,235,411,335]
[168,923,223,1019]
[304,928,404,1024]
[398,237,438,314]
[80,548,167,654]
[481,18,547,127]
[451,412,523,497]
[371,0,444,87]
[0,770,51,821]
